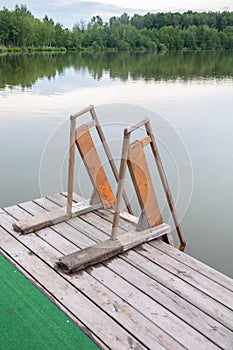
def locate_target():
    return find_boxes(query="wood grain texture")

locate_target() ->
[90,107,133,215]
[55,223,170,273]
[75,124,115,209]
[12,201,102,235]
[1,193,233,350]
[127,140,163,227]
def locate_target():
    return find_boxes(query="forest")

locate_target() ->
[0,5,233,52]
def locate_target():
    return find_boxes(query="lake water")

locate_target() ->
[0,51,233,277]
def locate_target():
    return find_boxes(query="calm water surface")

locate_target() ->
[0,51,233,277]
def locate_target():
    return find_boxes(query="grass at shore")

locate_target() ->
[0,46,67,54]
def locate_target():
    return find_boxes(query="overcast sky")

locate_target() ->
[1,0,232,28]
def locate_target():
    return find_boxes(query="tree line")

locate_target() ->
[0,5,233,52]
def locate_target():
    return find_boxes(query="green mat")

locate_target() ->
[0,254,99,350]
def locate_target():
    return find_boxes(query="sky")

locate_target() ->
[0,0,232,28]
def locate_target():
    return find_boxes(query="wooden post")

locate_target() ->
[67,118,76,217]
[70,105,94,120]
[111,132,131,240]
[90,108,133,215]
[67,105,95,217]
[125,117,149,135]
[145,120,186,251]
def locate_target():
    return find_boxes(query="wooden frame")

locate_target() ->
[111,118,186,250]
[13,107,184,274]
[55,117,185,274]
[13,105,133,234]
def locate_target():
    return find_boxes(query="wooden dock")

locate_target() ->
[0,193,233,350]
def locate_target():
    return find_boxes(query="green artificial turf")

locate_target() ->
[0,254,99,350]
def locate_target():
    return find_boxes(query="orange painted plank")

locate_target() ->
[127,140,163,227]
[75,125,115,209]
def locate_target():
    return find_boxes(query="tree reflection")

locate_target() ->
[0,51,233,90]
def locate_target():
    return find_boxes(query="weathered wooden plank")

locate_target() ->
[12,200,102,235]
[61,194,232,314]
[61,192,166,247]
[47,193,69,207]
[61,194,133,241]
[122,249,233,331]
[95,206,175,246]
[2,202,184,348]
[2,200,215,348]
[97,208,136,232]
[18,200,93,254]
[140,135,152,147]
[135,243,233,311]
[8,201,75,256]
[22,198,232,349]
[54,221,95,248]
[62,194,225,290]
[127,140,163,228]
[89,264,222,350]
[86,120,97,130]
[11,201,89,255]
[110,209,138,225]
[150,239,233,292]
[62,191,86,202]
[104,256,233,349]
[48,194,112,240]
[19,200,47,215]
[70,105,94,120]
[14,200,187,349]
[3,195,233,350]
[90,107,133,214]
[125,118,149,134]
[82,211,124,236]
[68,216,108,242]
[11,207,66,234]
[69,194,233,327]
[95,208,174,246]
[0,215,146,349]
[55,199,233,332]
[45,194,111,245]
[63,192,143,233]
[48,193,88,209]
[5,204,37,221]
[69,267,185,350]
[34,197,62,212]
[76,124,115,209]
[56,224,170,274]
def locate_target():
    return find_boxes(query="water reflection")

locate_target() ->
[0,50,233,278]
[0,51,233,90]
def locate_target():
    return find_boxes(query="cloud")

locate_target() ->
[0,0,146,27]
[0,0,232,28]
[50,1,141,27]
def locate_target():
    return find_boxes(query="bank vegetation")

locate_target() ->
[0,5,233,52]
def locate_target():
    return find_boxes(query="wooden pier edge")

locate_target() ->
[1,193,233,350]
